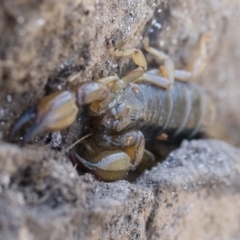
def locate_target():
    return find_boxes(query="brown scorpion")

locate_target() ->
[10,33,215,181]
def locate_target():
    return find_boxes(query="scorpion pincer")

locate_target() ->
[10,33,215,181]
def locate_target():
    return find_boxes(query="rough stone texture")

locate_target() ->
[139,140,240,240]
[0,140,240,240]
[1,0,240,239]
[0,142,154,240]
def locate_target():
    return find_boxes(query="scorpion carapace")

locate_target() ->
[10,33,215,181]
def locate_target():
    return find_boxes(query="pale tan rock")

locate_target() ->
[0,140,240,240]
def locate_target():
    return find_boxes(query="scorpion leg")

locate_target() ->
[137,71,173,89]
[69,130,145,181]
[94,49,147,92]
[189,32,212,77]
[175,32,211,81]
[110,48,147,84]
[96,75,125,92]
[142,37,175,88]
[142,33,211,84]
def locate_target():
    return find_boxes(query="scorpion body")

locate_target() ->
[99,80,214,141]
[10,34,214,181]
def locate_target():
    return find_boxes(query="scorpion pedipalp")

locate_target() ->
[10,91,78,144]
[68,130,145,181]
[69,150,132,181]
[10,82,112,143]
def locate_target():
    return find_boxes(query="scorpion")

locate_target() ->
[10,33,215,181]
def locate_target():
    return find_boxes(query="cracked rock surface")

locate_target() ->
[0,0,240,239]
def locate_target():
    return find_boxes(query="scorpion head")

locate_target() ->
[100,90,142,132]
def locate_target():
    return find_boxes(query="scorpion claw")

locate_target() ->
[68,150,132,181]
[10,91,78,143]
[10,106,37,141]
[21,120,45,144]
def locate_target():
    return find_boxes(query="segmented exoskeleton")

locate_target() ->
[108,80,214,141]
[10,33,214,181]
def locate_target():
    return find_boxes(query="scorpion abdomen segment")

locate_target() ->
[135,82,214,141]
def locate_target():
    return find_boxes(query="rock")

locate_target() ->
[0,140,240,240]
[0,143,154,240]
[138,140,240,240]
